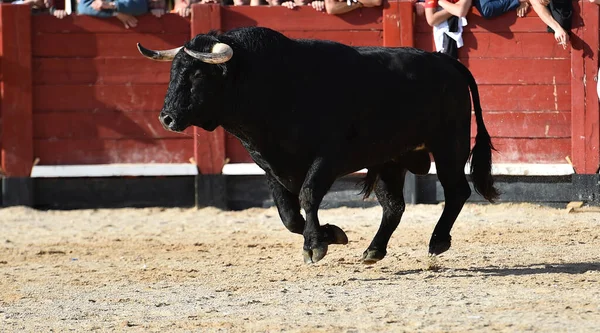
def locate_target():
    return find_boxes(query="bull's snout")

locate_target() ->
[159,111,184,132]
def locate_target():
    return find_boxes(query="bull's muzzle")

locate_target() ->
[159,111,184,132]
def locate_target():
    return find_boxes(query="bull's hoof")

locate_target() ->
[303,243,328,264]
[428,234,451,256]
[322,224,349,245]
[361,248,386,265]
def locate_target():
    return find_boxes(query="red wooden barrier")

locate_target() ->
[191,4,227,175]
[571,1,600,174]
[0,4,33,177]
[30,14,193,166]
[0,2,599,176]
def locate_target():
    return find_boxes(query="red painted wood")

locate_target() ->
[33,33,189,58]
[488,138,571,163]
[570,1,585,173]
[32,13,190,34]
[33,85,168,113]
[33,111,191,139]
[415,32,571,58]
[478,85,570,111]
[220,6,382,32]
[581,1,600,173]
[226,134,252,163]
[34,138,194,165]
[472,112,571,138]
[282,30,382,46]
[414,3,551,33]
[191,3,222,34]
[462,58,570,85]
[383,0,402,47]
[225,136,572,164]
[33,58,172,85]
[192,4,227,175]
[0,4,33,177]
[399,0,415,47]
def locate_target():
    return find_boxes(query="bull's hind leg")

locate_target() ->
[362,162,407,264]
[428,145,472,256]
[267,174,348,258]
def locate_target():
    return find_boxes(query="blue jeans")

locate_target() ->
[473,0,521,18]
[77,0,148,17]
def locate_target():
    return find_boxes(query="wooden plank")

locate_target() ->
[224,136,571,164]
[570,0,586,173]
[33,33,189,58]
[33,111,191,139]
[414,3,552,33]
[581,1,600,173]
[33,58,172,85]
[226,133,252,163]
[0,5,33,177]
[33,84,168,112]
[192,4,226,175]
[34,138,194,164]
[220,6,382,31]
[32,13,190,34]
[478,85,570,111]
[488,138,571,163]
[416,32,571,58]
[383,0,402,47]
[191,3,222,34]
[462,58,570,85]
[472,111,571,138]
[282,30,382,46]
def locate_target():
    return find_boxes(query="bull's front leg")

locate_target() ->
[298,157,348,264]
[267,174,348,246]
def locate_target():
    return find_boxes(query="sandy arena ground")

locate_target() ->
[1,202,599,332]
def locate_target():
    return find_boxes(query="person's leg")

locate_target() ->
[474,0,521,18]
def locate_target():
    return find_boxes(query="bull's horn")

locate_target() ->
[137,43,183,61]
[183,43,233,64]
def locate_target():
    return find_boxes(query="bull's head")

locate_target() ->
[137,36,233,132]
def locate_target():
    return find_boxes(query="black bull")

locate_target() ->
[137,26,499,264]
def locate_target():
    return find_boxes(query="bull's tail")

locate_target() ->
[451,59,500,203]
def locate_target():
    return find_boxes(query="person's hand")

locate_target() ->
[281,1,296,8]
[116,12,138,29]
[175,5,190,16]
[516,1,529,17]
[53,9,68,18]
[554,28,569,49]
[294,0,308,5]
[311,0,324,10]
[151,8,165,17]
[91,0,104,10]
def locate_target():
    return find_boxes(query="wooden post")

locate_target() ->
[0,4,33,178]
[571,1,600,174]
[383,0,414,47]
[190,4,226,175]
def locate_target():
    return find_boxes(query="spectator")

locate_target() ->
[148,0,166,17]
[531,0,571,49]
[172,0,223,17]
[323,0,381,15]
[77,0,148,28]
[424,0,471,58]
[11,0,73,18]
[472,0,530,19]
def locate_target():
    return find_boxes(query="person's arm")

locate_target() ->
[424,0,454,26]
[529,0,569,47]
[324,0,363,14]
[438,0,472,17]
